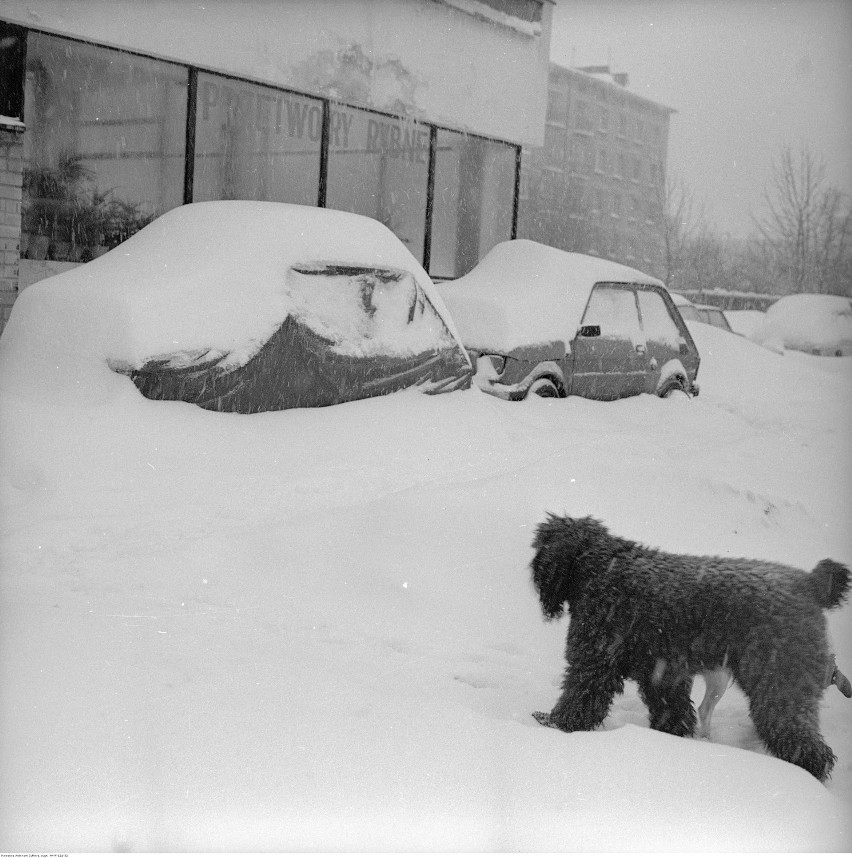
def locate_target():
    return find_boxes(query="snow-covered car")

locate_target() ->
[437,240,700,401]
[749,293,852,356]
[3,201,472,413]
[671,294,734,333]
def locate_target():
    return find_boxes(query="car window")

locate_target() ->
[705,308,730,330]
[677,304,700,323]
[581,284,642,345]
[637,290,681,348]
[285,264,456,357]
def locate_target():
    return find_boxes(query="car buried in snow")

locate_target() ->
[670,293,735,333]
[5,201,472,413]
[748,293,852,357]
[436,240,700,402]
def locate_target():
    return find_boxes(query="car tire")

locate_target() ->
[659,379,689,400]
[527,378,561,399]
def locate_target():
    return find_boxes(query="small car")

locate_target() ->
[671,294,734,333]
[437,240,699,402]
[88,202,472,412]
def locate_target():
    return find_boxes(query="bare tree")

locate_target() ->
[753,142,852,295]
[654,173,704,291]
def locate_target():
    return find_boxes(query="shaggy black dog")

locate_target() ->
[530,513,850,781]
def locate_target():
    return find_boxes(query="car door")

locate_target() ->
[569,282,647,400]
[636,286,699,393]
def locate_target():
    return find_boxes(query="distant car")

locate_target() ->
[437,240,700,402]
[87,202,473,412]
[670,294,734,333]
[749,293,852,356]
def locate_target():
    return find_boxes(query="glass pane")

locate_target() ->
[431,130,516,279]
[285,264,456,357]
[325,106,429,262]
[21,33,187,262]
[582,285,642,343]
[193,73,321,207]
[638,290,681,347]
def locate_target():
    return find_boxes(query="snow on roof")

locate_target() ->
[0,201,466,402]
[437,239,663,353]
[750,293,852,353]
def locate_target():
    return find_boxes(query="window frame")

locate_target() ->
[6,22,521,277]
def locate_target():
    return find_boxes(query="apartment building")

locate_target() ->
[518,63,674,277]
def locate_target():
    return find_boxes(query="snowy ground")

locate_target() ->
[1,320,851,851]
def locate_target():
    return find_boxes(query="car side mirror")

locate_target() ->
[578,325,601,338]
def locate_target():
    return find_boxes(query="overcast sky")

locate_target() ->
[549,0,852,239]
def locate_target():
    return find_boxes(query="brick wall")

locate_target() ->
[0,126,24,335]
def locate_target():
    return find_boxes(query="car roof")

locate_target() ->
[438,240,664,353]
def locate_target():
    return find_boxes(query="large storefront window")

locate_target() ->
[11,29,520,283]
[326,106,429,261]
[21,33,187,263]
[430,130,516,279]
[193,73,321,206]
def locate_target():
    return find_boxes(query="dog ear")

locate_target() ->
[530,514,583,620]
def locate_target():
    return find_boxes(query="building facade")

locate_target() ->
[518,63,673,277]
[0,0,553,331]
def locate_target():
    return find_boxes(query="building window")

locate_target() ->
[546,88,568,126]
[595,148,609,174]
[193,72,322,208]
[575,100,592,132]
[0,22,26,120]
[617,112,627,138]
[544,124,565,167]
[430,129,516,279]
[326,106,430,259]
[599,107,609,132]
[631,157,642,182]
[21,32,187,263]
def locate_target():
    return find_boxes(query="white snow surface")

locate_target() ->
[1,297,852,849]
[0,201,467,403]
[437,239,663,353]
[750,293,852,354]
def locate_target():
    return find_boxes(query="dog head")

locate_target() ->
[530,513,614,620]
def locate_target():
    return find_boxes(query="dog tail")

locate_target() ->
[805,559,851,609]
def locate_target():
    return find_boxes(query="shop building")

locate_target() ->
[0,0,553,331]
[517,62,674,276]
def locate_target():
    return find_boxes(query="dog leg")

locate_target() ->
[638,675,697,737]
[748,695,836,782]
[696,667,731,738]
[543,662,625,733]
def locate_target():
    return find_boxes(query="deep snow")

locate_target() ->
[1,310,851,850]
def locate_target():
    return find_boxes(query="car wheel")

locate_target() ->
[659,379,689,399]
[527,378,560,399]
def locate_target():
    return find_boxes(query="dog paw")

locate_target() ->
[532,710,559,729]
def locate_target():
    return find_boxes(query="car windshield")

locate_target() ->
[286,263,456,357]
